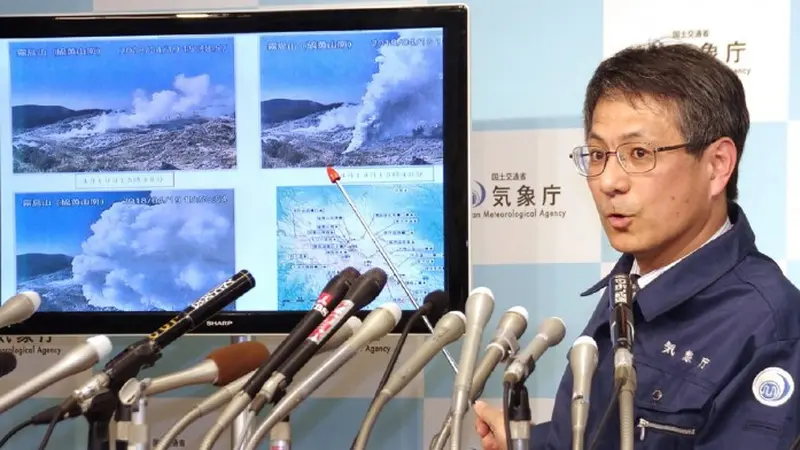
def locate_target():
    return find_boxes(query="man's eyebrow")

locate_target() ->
[587,130,648,143]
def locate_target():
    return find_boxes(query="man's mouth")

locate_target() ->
[606,213,632,228]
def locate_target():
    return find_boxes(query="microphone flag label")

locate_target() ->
[307,300,353,344]
[312,292,334,316]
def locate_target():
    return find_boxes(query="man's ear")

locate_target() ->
[706,137,737,199]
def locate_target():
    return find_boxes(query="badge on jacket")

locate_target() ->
[752,367,794,407]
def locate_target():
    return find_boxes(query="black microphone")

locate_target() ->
[0,353,16,378]
[610,274,635,381]
[200,268,387,448]
[241,267,360,398]
[62,270,255,411]
[263,267,388,397]
[610,274,637,450]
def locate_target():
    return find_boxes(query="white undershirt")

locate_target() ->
[630,217,733,289]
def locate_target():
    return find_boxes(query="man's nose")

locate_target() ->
[598,155,631,195]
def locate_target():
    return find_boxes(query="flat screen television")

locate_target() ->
[0,5,470,335]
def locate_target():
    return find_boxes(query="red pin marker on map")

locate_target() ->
[326,166,341,183]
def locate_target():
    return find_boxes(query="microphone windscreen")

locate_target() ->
[423,290,450,316]
[338,267,361,281]
[18,291,41,311]
[206,341,270,386]
[0,352,17,377]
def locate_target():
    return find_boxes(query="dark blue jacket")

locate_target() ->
[531,204,800,449]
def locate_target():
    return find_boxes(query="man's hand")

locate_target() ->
[474,400,506,450]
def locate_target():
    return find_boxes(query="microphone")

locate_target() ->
[326,166,459,373]
[570,336,598,450]
[429,306,529,450]
[371,290,451,400]
[113,341,270,449]
[143,341,269,396]
[318,316,362,354]
[610,274,635,383]
[0,335,112,414]
[0,353,16,378]
[153,318,361,450]
[60,271,255,415]
[24,340,268,437]
[353,310,467,450]
[0,291,41,328]
[254,268,387,404]
[503,316,567,385]
[610,274,636,450]
[449,287,495,450]
[379,311,466,399]
[239,267,359,398]
[200,268,387,450]
[241,303,402,450]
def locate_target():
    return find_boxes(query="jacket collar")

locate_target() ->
[581,203,756,321]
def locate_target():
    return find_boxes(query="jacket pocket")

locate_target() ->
[633,359,714,449]
[638,417,696,440]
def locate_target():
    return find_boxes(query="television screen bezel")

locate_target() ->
[0,5,470,336]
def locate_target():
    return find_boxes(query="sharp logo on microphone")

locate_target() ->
[206,320,234,327]
[190,278,236,310]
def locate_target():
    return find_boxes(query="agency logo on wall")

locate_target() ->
[471,171,567,220]
[603,0,789,122]
[665,28,751,76]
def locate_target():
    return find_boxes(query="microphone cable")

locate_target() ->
[501,356,529,450]
[372,291,449,397]
[349,291,449,450]
[0,419,32,448]
[373,308,422,394]
[789,435,800,450]
[36,411,61,450]
[587,381,622,450]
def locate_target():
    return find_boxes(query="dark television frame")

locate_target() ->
[0,5,470,336]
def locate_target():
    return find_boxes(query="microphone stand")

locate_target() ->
[114,402,131,450]
[617,369,637,450]
[231,335,255,449]
[116,378,150,450]
[269,415,292,450]
[85,391,116,450]
[508,383,530,450]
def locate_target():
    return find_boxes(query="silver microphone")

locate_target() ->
[353,311,467,450]
[449,287,495,450]
[241,303,402,450]
[0,335,112,414]
[0,291,41,328]
[430,306,529,450]
[144,341,269,396]
[570,336,598,450]
[503,317,567,385]
[317,316,362,354]
[153,318,362,450]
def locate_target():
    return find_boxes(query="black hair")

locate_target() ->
[583,42,749,200]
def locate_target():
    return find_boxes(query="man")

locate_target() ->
[474,42,800,449]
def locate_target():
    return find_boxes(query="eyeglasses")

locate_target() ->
[569,142,689,177]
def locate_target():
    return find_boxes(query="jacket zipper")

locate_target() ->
[638,418,696,440]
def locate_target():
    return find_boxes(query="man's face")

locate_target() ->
[586,96,714,260]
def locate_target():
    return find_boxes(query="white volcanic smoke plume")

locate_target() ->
[93,73,232,132]
[343,29,444,153]
[70,190,235,311]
